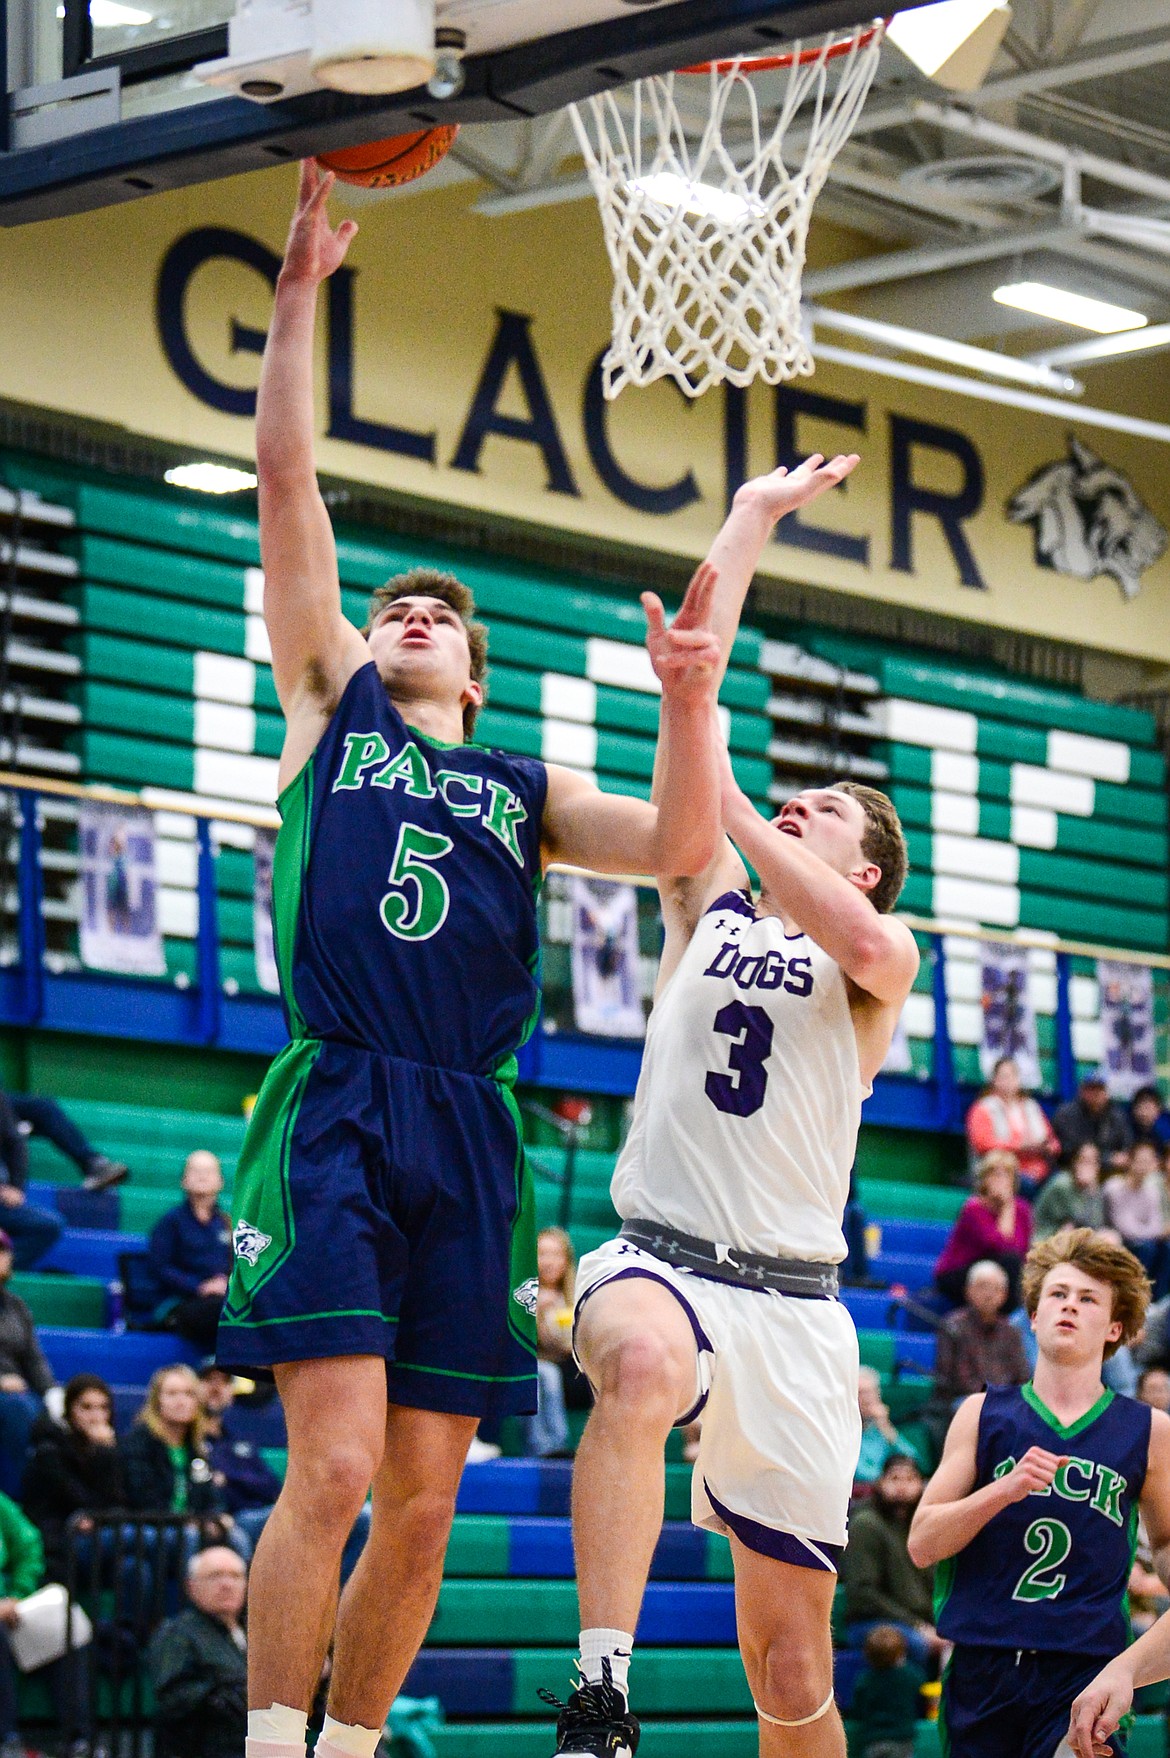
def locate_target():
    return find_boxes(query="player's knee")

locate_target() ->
[598,1329,692,1421]
[289,1436,381,1526]
[754,1628,832,1724]
[370,1482,456,1567]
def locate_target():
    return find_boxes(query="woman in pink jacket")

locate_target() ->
[966,1056,1059,1196]
[935,1150,1032,1308]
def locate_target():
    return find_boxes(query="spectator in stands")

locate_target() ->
[856,1367,929,1488]
[965,1057,1059,1196]
[20,1373,124,1582]
[1138,1367,1170,1414]
[0,1232,57,1500]
[848,1623,925,1758]
[0,1483,90,1758]
[1103,1141,1170,1296]
[927,1261,1029,1455]
[148,1545,247,1758]
[840,1455,944,1674]
[1053,1072,1132,1172]
[0,1098,63,1273]
[196,1366,282,1517]
[0,1084,128,1195]
[527,1227,575,1458]
[1130,1085,1170,1153]
[934,1152,1031,1309]
[146,1153,233,1351]
[120,1366,226,1533]
[1032,1142,1106,1242]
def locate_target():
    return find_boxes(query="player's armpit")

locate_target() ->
[654,842,749,997]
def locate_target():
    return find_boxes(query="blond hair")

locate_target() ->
[137,1363,209,1451]
[363,567,489,740]
[1022,1228,1151,1358]
[976,1149,1019,1194]
[832,782,908,915]
[537,1226,576,1306]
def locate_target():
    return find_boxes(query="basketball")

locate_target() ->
[316,125,459,189]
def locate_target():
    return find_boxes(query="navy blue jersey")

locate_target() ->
[936,1383,1150,1657]
[273,661,547,1077]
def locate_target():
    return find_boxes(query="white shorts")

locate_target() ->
[574,1237,861,1568]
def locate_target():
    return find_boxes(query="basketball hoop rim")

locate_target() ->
[680,17,889,76]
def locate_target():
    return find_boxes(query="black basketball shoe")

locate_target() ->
[540,1658,641,1757]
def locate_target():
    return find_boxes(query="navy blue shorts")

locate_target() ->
[941,1644,1125,1758]
[217,1037,538,1419]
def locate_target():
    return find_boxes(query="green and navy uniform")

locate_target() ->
[936,1381,1150,1758]
[218,661,546,1416]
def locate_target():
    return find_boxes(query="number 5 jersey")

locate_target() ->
[936,1383,1150,1656]
[610,887,868,1264]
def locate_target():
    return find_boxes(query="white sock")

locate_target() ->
[317,1715,382,1758]
[245,1702,308,1758]
[578,1627,634,1697]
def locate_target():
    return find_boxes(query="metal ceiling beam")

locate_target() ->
[911,102,1170,205]
[845,26,1170,141]
[803,224,1073,295]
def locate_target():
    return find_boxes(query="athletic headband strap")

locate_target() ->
[755,1688,835,1728]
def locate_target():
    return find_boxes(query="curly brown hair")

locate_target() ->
[832,782,908,914]
[1022,1227,1151,1358]
[364,567,489,740]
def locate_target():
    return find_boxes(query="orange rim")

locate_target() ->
[681,17,888,75]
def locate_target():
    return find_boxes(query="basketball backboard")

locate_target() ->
[0,0,922,225]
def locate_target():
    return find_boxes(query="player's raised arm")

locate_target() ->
[717,743,918,1005]
[257,163,369,729]
[907,1395,1067,1567]
[701,454,859,682]
[541,563,722,879]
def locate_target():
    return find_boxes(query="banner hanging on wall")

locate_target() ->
[78,803,165,977]
[0,169,1166,661]
[252,828,279,996]
[979,941,1040,1091]
[1097,959,1155,1098]
[570,877,644,1039]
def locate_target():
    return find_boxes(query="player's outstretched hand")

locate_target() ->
[1000,1445,1070,1503]
[642,561,721,706]
[732,453,859,526]
[281,161,359,287]
[1067,1658,1134,1758]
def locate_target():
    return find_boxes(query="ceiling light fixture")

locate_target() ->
[165,463,258,495]
[886,0,1011,93]
[629,172,761,227]
[992,282,1147,335]
[89,1,154,26]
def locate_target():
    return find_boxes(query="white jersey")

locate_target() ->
[611,888,868,1264]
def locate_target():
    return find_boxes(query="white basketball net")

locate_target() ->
[569,21,887,399]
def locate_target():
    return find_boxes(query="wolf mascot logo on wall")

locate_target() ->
[1008,436,1168,600]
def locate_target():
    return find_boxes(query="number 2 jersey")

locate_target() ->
[936,1383,1151,1657]
[273,660,547,1073]
[610,887,868,1263]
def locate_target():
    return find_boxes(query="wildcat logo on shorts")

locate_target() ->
[233,1219,273,1266]
[1008,437,1168,601]
[512,1277,539,1317]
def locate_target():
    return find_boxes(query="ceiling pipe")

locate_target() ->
[809,341,1170,444]
[910,101,1170,207]
[1028,320,1170,369]
[805,302,1082,392]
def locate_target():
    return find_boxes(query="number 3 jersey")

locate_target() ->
[936,1383,1151,1656]
[273,660,547,1074]
[610,888,868,1264]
